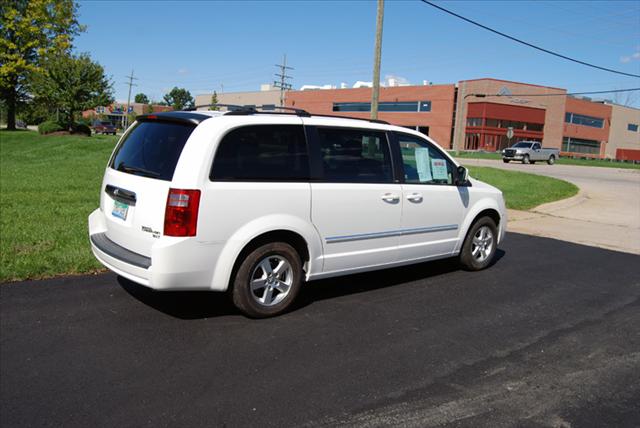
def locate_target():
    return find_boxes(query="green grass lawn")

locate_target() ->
[0,130,117,281]
[468,166,578,210]
[450,150,640,170]
[0,130,578,282]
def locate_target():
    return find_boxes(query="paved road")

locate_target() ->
[459,159,640,254]
[2,234,639,428]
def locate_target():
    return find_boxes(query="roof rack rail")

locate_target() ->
[225,105,311,117]
[186,104,311,117]
[186,103,253,112]
[308,113,389,125]
[185,104,389,124]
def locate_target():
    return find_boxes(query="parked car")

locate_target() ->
[88,107,507,317]
[502,141,559,164]
[93,120,117,135]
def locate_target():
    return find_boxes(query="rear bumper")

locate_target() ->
[88,208,222,291]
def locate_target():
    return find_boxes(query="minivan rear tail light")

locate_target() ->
[164,189,201,236]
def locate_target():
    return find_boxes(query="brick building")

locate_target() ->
[283,78,640,160]
[286,84,456,149]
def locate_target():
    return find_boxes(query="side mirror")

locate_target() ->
[456,166,469,186]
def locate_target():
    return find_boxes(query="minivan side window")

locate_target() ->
[395,133,455,185]
[211,125,309,181]
[317,127,392,183]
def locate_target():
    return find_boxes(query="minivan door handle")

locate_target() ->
[406,192,423,203]
[381,193,400,203]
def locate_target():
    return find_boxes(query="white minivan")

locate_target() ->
[89,107,506,317]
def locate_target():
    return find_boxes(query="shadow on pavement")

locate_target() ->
[118,249,505,319]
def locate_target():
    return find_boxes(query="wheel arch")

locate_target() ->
[209,215,322,291]
[455,201,504,253]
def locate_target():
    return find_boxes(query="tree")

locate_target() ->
[209,91,219,110]
[146,103,154,114]
[31,53,114,129]
[134,93,149,104]
[0,0,83,130]
[162,87,194,110]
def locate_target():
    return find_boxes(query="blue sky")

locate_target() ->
[75,0,640,105]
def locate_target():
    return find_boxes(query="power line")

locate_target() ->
[419,0,640,78]
[464,87,640,99]
[274,54,293,106]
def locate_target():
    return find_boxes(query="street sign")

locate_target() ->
[506,127,514,139]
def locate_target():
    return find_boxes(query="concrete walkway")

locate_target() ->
[458,158,640,254]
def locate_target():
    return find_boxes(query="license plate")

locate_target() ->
[112,200,129,220]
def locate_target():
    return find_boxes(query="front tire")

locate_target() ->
[503,159,510,163]
[522,155,530,164]
[231,242,303,318]
[459,217,498,271]
[547,155,556,165]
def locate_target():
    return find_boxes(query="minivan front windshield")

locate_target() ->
[110,121,195,181]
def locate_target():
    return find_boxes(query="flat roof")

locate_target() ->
[459,78,566,92]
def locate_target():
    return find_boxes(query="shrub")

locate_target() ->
[38,121,64,135]
[72,123,91,136]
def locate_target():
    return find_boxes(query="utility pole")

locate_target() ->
[123,69,138,128]
[274,54,293,106]
[371,0,384,120]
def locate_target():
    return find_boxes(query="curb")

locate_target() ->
[530,188,587,214]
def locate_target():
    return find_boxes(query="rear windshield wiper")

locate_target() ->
[116,162,160,178]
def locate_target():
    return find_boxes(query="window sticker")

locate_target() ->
[415,147,432,182]
[431,158,448,180]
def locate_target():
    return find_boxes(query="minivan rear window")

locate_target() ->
[110,121,196,181]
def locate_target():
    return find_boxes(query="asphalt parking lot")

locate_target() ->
[1,233,639,428]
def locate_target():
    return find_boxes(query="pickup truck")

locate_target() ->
[92,121,117,135]
[502,141,559,165]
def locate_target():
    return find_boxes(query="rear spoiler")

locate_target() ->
[136,111,211,125]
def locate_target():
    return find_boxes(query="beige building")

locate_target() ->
[605,104,640,160]
[453,78,567,151]
[195,90,282,110]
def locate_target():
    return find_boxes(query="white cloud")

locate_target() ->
[177,68,189,75]
[620,48,640,63]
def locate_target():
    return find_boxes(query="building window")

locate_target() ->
[562,137,601,155]
[526,123,544,132]
[466,117,483,127]
[485,118,499,127]
[628,123,639,132]
[332,101,431,113]
[565,112,604,128]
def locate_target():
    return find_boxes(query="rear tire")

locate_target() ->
[231,242,303,318]
[547,155,556,165]
[522,155,530,164]
[459,217,498,271]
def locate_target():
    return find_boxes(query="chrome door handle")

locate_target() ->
[381,193,400,203]
[406,192,423,202]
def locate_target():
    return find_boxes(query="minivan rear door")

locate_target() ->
[305,125,402,273]
[100,118,198,257]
